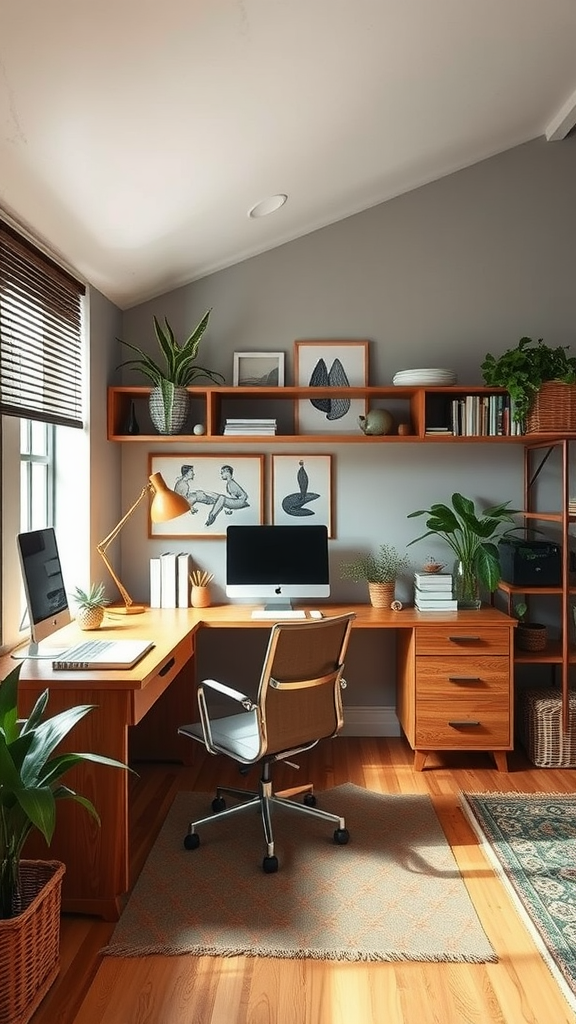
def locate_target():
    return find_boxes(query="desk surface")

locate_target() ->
[10,602,514,690]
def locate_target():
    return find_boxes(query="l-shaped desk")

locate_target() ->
[11,603,515,919]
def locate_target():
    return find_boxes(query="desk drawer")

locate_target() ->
[416,656,509,699]
[415,626,509,656]
[416,699,510,747]
[132,634,194,724]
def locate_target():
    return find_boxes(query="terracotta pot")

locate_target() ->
[191,585,211,609]
[368,582,395,608]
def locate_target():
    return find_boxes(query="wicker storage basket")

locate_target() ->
[517,687,576,767]
[368,582,395,608]
[0,860,65,1024]
[526,381,576,434]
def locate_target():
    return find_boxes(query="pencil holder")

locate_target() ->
[191,585,211,608]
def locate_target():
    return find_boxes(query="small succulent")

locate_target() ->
[73,582,110,611]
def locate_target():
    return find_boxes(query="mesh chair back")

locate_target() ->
[256,613,354,757]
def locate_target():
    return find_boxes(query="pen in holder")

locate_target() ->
[190,570,214,608]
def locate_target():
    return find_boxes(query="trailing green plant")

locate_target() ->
[481,336,576,426]
[72,582,109,612]
[117,309,224,388]
[0,663,132,919]
[340,544,410,584]
[407,492,521,592]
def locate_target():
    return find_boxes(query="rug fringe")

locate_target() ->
[101,941,497,963]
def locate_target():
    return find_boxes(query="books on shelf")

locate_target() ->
[414,570,455,608]
[223,418,277,435]
[413,572,452,589]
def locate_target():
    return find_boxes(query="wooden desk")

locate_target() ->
[8,603,514,919]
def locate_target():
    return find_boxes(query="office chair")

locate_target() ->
[178,611,355,872]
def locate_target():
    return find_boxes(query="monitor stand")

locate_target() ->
[11,640,67,661]
[263,600,294,611]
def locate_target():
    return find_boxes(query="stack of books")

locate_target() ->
[150,553,191,608]
[414,570,457,611]
[223,418,277,435]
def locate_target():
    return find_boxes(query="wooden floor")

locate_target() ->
[30,737,576,1024]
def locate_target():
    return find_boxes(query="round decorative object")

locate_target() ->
[397,422,412,436]
[368,582,395,608]
[358,409,393,435]
[391,600,403,611]
[149,384,189,434]
[76,606,104,630]
[193,423,206,435]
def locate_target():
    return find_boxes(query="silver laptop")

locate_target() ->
[51,638,154,671]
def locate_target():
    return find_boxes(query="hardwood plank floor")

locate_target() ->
[30,737,576,1024]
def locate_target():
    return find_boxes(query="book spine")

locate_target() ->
[177,553,190,608]
[160,553,177,609]
[149,557,161,608]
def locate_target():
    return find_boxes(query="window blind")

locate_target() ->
[0,220,86,428]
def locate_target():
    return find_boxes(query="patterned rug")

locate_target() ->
[103,783,495,962]
[461,791,576,1014]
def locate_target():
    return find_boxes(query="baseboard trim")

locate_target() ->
[341,705,400,737]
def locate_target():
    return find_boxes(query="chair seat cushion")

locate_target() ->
[179,711,261,761]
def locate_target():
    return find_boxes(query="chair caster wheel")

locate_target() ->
[334,828,350,845]
[212,797,226,813]
[263,855,278,873]
[184,832,200,850]
[304,793,317,807]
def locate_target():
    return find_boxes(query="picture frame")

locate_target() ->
[148,454,265,537]
[272,454,333,537]
[294,339,369,434]
[233,351,285,387]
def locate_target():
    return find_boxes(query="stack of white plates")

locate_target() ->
[392,368,457,386]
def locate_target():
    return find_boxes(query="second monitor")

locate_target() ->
[226,524,329,610]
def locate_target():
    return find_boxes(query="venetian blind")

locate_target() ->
[0,220,86,428]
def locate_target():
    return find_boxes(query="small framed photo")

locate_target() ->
[233,351,285,387]
[148,454,265,537]
[272,454,333,537]
[294,340,369,434]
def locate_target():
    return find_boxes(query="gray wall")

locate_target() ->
[114,135,576,711]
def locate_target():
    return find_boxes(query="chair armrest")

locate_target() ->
[200,678,256,711]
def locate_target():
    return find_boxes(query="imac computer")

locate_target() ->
[226,524,330,612]
[16,527,71,657]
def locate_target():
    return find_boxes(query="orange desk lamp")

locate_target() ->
[97,471,189,614]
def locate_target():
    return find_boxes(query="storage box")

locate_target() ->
[498,538,561,587]
[517,687,576,767]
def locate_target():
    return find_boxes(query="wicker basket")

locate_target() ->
[368,582,395,608]
[517,688,576,767]
[0,860,65,1024]
[526,381,576,434]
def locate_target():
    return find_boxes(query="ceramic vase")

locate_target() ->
[76,607,104,630]
[149,384,189,435]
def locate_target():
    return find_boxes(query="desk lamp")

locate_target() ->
[97,471,189,614]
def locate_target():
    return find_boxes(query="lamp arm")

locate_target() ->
[96,484,151,608]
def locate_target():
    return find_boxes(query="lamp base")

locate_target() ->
[108,604,146,615]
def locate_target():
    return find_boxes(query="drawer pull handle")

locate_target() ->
[448,720,481,728]
[448,635,481,643]
[159,657,176,677]
[448,676,481,683]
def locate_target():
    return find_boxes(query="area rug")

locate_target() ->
[461,791,576,1013]
[102,783,495,962]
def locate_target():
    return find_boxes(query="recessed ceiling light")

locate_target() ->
[248,194,288,218]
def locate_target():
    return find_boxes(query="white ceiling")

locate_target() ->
[1,1,576,310]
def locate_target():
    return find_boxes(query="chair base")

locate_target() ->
[184,772,349,870]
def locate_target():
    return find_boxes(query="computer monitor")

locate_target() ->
[226,524,330,609]
[16,527,71,657]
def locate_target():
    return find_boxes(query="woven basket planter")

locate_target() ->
[515,622,548,652]
[526,381,576,434]
[368,582,395,608]
[0,860,65,1024]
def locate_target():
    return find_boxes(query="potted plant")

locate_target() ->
[407,492,521,608]
[0,663,131,1023]
[72,581,110,630]
[513,601,548,652]
[117,309,224,434]
[340,544,410,607]
[481,336,576,432]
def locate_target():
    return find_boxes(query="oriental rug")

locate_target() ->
[461,791,576,1014]
[102,783,495,963]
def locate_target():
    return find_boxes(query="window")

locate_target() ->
[20,419,55,532]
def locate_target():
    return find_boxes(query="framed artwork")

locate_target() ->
[148,454,265,537]
[272,454,333,537]
[233,351,285,386]
[294,339,369,434]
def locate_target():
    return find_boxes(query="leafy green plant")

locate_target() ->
[407,492,521,592]
[481,336,576,426]
[0,663,131,919]
[117,309,224,388]
[340,544,410,584]
[72,582,109,612]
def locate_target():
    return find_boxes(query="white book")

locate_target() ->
[149,557,161,608]
[160,552,177,609]
[414,573,452,588]
[416,599,458,611]
[414,588,455,601]
[177,552,190,608]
